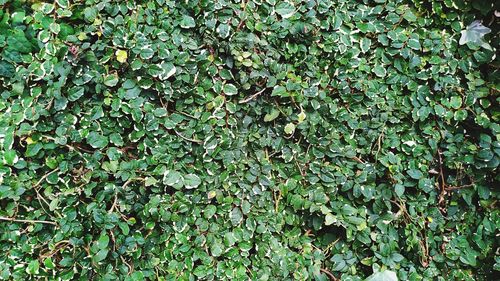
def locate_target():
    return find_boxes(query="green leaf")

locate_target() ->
[163,170,182,186]
[160,62,176,80]
[0,1,496,279]
[407,38,421,50]
[204,205,217,219]
[56,0,69,8]
[365,270,398,281]
[7,30,32,53]
[454,109,468,121]
[109,133,124,146]
[459,20,492,50]
[46,172,59,184]
[67,87,85,101]
[230,207,243,226]
[271,85,287,97]
[460,249,479,266]
[83,7,97,22]
[450,96,463,109]
[44,257,55,270]
[140,47,154,59]
[3,149,18,165]
[407,169,423,180]
[93,249,108,263]
[118,222,130,235]
[103,73,119,87]
[210,241,224,257]
[26,260,39,275]
[275,2,295,18]
[25,143,42,157]
[360,38,371,53]
[264,109,280,122]
[403,10,417,22]
[325,213,337,226]
[97,234,109,249]
[184,174,201,189]
[217,23,230,38]
[180,15,196,28]
[395,184,405,197]
[373,64,386,78]
[145,177,158,187]
[0,60,14,77]
[87,132,109,149]
[297,110,306,123]
[223,83,238,96]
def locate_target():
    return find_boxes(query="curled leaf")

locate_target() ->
[459,20,492,50]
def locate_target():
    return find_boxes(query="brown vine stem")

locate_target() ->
[446,183,474,191]
[239,88,267,104]
[42,135,90,163]
[436,149,447,208]
[0,216,57,225]
[235,0,247,32]
[34,168,63,218]
[320,268,339,281]
[175,130,202,144]
[109,178,145,213]
[351,156,365,164]
[121,256,133,275]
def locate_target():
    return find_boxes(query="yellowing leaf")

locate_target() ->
[207,190,217,199]
[78,32,88,41]
[115,49,128,63]
[298,111,306,123]
[284,123,296,134]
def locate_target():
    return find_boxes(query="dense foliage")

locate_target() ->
[0,0,499,280]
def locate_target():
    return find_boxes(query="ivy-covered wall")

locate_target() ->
[0,0,498,280]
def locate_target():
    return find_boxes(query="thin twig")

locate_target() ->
[0,216,57,225]
[175,130,202,144]
[40,240,70,259]
[109,178,132,214]
[176,111,198,119]
[446,183,474,191]
[121,256,133,275]
[42,135,90,162]
[33,168,63,218]
[159,95,167,110]
[351,156,365,164]
[239,88,267,104]
[235,0,247,31]
[109,192,119,214]
[320,268,339,281]
[419,231,429,267]
[45,97,54,110]
[375,127,385,161]
[294,158,306,176]
[274,190,281,213]
[109,229,116,252]
[109,178,144,213]
[324,238,341,258]
[390,199,413,223]
[34,168,60,188]
[436,149,447,208]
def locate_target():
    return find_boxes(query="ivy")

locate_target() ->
[0,0,499,280]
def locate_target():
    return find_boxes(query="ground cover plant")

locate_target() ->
[0,0,499,280]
